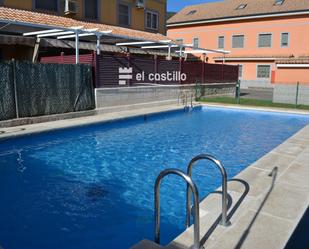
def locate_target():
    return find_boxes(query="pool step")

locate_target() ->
[131,239,164,249]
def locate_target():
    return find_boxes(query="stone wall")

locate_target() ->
[95,83,236,109]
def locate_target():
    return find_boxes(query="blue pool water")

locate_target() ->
[0,107,309,249]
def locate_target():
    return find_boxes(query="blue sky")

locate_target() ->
[168,0,217,12]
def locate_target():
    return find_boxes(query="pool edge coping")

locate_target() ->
[200,102,309,115]
[163,121,309,249]
[0,105,187,141]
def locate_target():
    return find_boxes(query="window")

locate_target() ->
[236,4,247,10]
[35,0,57,11]
[238,65,243,78]
[119,3,130,26]
[281,32,289,47]
[232,35,244,48]
[187,10,197,15]
[193,38,199,48]
[274,0,285,6]
[258,34,272,48]
[257,65,271,78]
[146,10,159,30]
[85,0,98,20]
[175,38,184,45]
[218,36,225,49]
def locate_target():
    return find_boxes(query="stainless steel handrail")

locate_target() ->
[155,168,201,249]
[186,154,231,228]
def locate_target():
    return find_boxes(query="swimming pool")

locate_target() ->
[0,106,308,249]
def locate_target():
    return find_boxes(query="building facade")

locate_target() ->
[167,0,309,87]
[0,0,169,61]
[0,0,167,35]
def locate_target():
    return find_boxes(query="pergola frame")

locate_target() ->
[22,23,230,64]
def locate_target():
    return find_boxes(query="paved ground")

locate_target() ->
[241,88,274,101]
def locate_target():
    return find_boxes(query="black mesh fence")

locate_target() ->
[0,61,95,121]
[0,62,16,121]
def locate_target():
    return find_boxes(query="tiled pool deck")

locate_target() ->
[1,104,309,249]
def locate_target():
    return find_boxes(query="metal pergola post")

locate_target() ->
[96,34,102,55]
[167,44,172,60]
[75,31,79,64]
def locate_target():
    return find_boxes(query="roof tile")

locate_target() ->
[168,0,309,25]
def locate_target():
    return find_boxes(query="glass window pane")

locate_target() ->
[146,12,152,28]
[152,13,158,29]
[176,38,184,44]
[258,34,272,47]
[257,65,271,78]
[85,0,98,19]
[232,35,244,48]
[238,65,243,78]
[281,33,289,47]
[218,36,224,49]
[35,0,57,11]
[193,38,199,48]
[146,11,158,30]
[119,4,129,26]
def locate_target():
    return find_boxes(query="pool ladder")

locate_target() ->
[154,154,231,249]
[178,90,194,109]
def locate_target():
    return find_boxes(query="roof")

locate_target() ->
[0,7,169,42]
[276,57,309,64]
[167,0,309,26]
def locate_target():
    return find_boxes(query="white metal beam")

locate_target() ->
[159,40,172,43]
[37,31,75,38]
[277,64,309,68]
[57,33,95,39]
[69,26,84,30]
[116,41,155,46]
[97,30,113,34]
[23,29,63,36]
[182,50,213,54]
[141,45,179,49]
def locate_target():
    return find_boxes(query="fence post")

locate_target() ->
[61,52,64,63]
[11,59,19,119]
[295,82,300,108]
[93,51,98,88]
[154,55,158,84]
[202,60,205,84]
[236,80,241,104]
[127,52,131,86]
[179,57,183,84]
